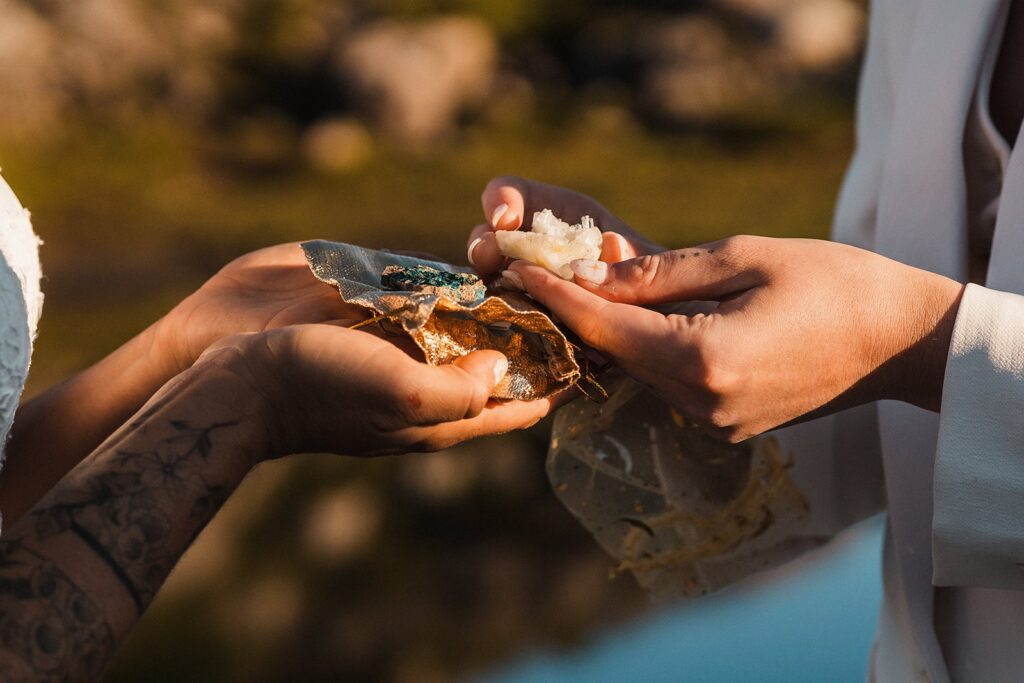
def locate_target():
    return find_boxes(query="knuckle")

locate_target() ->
[622,254,662,289]
[683,328,738,398]
[705,425,747,445]
[574,321,601,349]
[690,408,747,444]
[724,429,750,445]
[702,363,739,398]
[714,234,764,272]
[690,345,719,393]
[718,234,756,253]
[574,310,610,350]
[705,405,736,431]
[714,235,751,263]
[687,393,735,432]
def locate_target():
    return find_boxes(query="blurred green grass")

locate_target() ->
[0,94,853,682]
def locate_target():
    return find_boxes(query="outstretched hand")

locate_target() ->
[218,323,560,459]
[155,243,366,374]
[176,244,564,457]
[505,236,964,442]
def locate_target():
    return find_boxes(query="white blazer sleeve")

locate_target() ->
[932,284,1024,588]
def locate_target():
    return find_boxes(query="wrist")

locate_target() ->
[152,296,203,378]
[189,334,288,462]
[878,267,965,410]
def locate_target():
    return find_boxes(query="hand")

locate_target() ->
[156,243,363,374]
[220,324,559,458]
[466,176,664,274]
[505,236,965,442]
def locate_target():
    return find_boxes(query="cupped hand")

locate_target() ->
[219,323,560,459]
[156,243,364,374]
[466,176,664,274]
[506,236,965,442]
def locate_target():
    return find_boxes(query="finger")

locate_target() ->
[568,236,767,305]
[507,261,668,358]
[600,231,639,264]
[407,350,509,424]
[405,397,555,450]
[481,175,626,232]
[481,177,526,231]
[466,223,504,273]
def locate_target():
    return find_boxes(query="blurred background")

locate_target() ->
[0,0,882,680]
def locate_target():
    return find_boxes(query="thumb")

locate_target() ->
[414,351,508,423]
[568,236,766,305]
[451,349,509,396]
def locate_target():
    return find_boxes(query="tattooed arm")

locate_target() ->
[1,244,364,525]
[0,324,555,680]
[0,360,262,681]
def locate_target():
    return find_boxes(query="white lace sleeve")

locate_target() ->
[0,172,43,475]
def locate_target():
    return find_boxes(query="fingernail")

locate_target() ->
[500,269,525,291]
[467,237,483,267]
[493,356,509,385]
[491,203,509,228]
[571,259,608,284]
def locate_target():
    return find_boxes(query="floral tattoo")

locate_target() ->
[0,417,240,681]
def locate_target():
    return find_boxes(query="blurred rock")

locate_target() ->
[578,103,644,139]
[637,2,863,122]
[302,484,381,563]
[479,443,538,495]
[718,0,800,19]
[718,0,865,71]
[777,0,865,71]
[481,72,537,128]
[338,16,498,146]
[641,15,767,121]
[0,0,864,146]
[0,0,238,133]
[400,449,479,502]
[302,117,373,173]
[229,114,300,171]
[225,574,303,647]
[0,1,63,135]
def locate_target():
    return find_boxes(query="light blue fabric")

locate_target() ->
[480,517,884,683]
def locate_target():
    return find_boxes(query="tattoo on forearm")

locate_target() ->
[0,416,240,680]
[0,542,114,681]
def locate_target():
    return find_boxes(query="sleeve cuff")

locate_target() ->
[933,283,1024,588]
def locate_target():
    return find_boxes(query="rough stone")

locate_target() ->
[338,16,497,146]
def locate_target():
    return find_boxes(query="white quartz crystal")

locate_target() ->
[494,209,603,279]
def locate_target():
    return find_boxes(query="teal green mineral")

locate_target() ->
[380,264,486,303]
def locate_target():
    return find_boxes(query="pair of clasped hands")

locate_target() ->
[175,176,964,462]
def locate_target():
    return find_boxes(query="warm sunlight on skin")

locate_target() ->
[1,243,558,523]
[470,177,964,443]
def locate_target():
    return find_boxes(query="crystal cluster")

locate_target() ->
[495,209,603,279]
